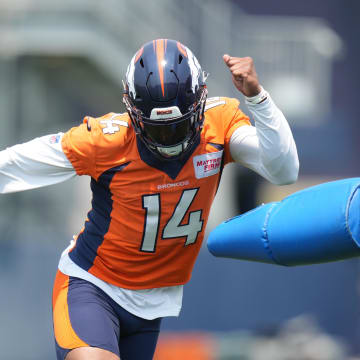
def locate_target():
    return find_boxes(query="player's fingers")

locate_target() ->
[227,62,249,71]
[223,54,231,66]
[223,55,246,64]
[227,57,254,71]
[223,55,247,67]
[229,61,255,77]
[228,64,251,78]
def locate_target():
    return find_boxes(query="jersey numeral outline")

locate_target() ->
[140,188,203,253]
[100,118,128,134]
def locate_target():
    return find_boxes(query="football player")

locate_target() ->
[0,39,299,360]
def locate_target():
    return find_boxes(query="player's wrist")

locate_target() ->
[245,86,268,105]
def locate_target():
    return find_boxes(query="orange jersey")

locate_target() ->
[61,96,250,289]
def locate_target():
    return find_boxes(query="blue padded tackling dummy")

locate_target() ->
[207,178,360,266]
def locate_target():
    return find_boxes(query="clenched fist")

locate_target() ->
[223,55,261,97]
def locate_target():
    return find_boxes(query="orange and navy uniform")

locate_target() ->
[61,97,250,290]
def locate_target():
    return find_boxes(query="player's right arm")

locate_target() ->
[0,113,114,193]
[0,133,76,194]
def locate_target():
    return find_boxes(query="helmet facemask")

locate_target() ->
[123,86,207,160]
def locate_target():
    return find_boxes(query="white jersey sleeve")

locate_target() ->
[230,90,299,185]
[0,133,76,194]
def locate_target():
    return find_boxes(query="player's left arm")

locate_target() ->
[223,55,299,185]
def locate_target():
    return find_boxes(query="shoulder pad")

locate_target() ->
[98,113,130,135]
[82,113,131,136]
[205,97,226,111]
[205,97,240,112]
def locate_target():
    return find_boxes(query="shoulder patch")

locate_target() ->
[49,134,61,144]
[193,150,223,179]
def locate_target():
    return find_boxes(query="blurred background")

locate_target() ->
[0,0,359,359]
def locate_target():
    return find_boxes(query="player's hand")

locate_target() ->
[223,55,261,97]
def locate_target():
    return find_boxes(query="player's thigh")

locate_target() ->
[119,329,161,360]
[52,270,120,360]
[66,347,119,360]
[115,304,161,360]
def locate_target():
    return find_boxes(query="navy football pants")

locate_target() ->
[53,271,162,360]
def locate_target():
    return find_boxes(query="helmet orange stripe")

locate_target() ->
[134,46,144,63]
[177,41,188,58]
[155,39,166,97]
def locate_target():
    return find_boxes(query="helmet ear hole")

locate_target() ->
[140,58,144,68]
[178,54,183,64]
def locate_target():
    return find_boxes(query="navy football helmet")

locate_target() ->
[123,39,208,160]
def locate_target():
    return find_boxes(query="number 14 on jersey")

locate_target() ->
[140,188,204,252]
